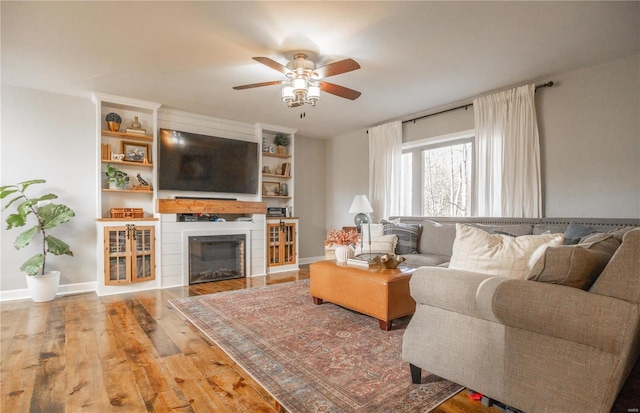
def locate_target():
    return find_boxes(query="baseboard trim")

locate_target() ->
[0,281,97,302]
[299,256,325,265]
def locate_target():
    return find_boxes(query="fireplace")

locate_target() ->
[188,234,246,284]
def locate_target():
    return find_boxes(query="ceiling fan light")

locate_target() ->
[281,86,294,101]
[292,78,307,92]
[307,84,320,101]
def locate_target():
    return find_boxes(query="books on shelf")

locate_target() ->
[125,128,147,135]
[101,143,111,160]
[281,162,291,176]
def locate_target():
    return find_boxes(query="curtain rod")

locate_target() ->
[402,81,554,125]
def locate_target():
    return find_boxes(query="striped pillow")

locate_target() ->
[382,220,422,255]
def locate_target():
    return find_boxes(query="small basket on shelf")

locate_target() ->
[110,208,144,219]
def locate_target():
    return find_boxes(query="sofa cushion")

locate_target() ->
[382,220,422,255]
[418,220,457,256]
[449,224,564,279]
[470,223,533,237]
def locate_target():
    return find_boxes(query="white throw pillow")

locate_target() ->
[354,234,397,256]
[449,224,564,279]
[361,223,384,240]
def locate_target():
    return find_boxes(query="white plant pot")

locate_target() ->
[334,245,355,263]
[25,271,60,302]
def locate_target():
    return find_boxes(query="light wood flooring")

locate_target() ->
[1,265,637,413]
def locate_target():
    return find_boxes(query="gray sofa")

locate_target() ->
[390,216,640,413]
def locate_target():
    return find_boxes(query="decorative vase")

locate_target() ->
[25,271,60,302]
[107,121,121,132]
[334,245,355,263]
[130,116,142,129]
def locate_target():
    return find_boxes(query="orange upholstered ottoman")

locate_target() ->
[309,260,417,330]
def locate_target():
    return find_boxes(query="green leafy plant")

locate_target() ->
[105,164,130,189]
[105,112,122,123]
[274,134,289,146]
[0,179,75,276]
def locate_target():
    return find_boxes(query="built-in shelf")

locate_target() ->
[101,130,153,142]
[97,217,159,222]
[102,189,153,194]
[262,152,292,159]
[262,173,291,179]
[263,195,292,200]
[101,159,153,167]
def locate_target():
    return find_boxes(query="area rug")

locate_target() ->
[169,280,463,413]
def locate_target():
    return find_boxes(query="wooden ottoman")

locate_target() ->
[309,260,417,330]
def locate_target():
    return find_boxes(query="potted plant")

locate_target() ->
[0,179,75,302]
[105,164,130,190]
[274,134,289,155]
[324,228,360,262]
[105,112,122,132]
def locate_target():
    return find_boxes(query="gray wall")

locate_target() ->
[325,54,640,231]
[1,85,97,291]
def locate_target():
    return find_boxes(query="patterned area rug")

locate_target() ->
[169,279,463,413]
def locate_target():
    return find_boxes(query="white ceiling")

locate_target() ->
[2,1,639,139]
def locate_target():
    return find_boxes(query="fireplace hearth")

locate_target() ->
[188,234,245,284]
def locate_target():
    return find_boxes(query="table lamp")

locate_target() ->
[349,195,374,259]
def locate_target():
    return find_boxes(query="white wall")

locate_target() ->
[294,135,327,261]
[538,54,640,217]
[1,85,96,292]
[325,54,640,231]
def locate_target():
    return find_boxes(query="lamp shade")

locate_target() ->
[349,195,373,214]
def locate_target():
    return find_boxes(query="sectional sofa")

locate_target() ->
[387,217,640,413]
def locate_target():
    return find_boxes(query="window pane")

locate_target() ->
[400,152,412,215]
[422,142,471,217]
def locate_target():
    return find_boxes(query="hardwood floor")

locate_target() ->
[1,266,637,412]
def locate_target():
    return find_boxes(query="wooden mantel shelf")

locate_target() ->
[156,199,267,214]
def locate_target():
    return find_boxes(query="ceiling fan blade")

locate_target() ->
[233,80,282,90]
[319,81,361,100]
[253,57,292,75]
[315,58,360,78]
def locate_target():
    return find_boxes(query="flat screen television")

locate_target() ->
[158,128,258,194]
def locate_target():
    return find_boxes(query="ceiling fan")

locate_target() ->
[233,53,361,108]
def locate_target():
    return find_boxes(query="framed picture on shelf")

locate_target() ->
[262,181,280,196]
[122,141,151,163]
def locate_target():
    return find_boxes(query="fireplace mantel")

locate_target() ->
[156,199,267,215]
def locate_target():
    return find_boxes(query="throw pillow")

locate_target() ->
[382,220,422,255]
[526,233,621,289]
[563,222,599,245]
[449,224,564,279]
[353,234,398,256]
[361,223,384,240]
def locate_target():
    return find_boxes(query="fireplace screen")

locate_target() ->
[188,234,245,284]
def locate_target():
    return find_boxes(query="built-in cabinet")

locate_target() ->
[104,225,155,285]
[266,218,298,271]
[93,93,161,294]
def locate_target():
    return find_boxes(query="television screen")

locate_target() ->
[158,128,258,194]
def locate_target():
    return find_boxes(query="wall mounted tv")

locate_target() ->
[158,128,258,194]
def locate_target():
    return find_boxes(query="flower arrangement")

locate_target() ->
[274,134,289,146]
[325,228,360,246]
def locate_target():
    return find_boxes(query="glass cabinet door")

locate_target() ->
[132,226,155,283]
[104,225,155,285]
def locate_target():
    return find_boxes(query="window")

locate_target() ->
[400,131,474,217]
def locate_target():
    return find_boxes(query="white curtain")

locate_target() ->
[368,121,402,222]
[474,84,542,218]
